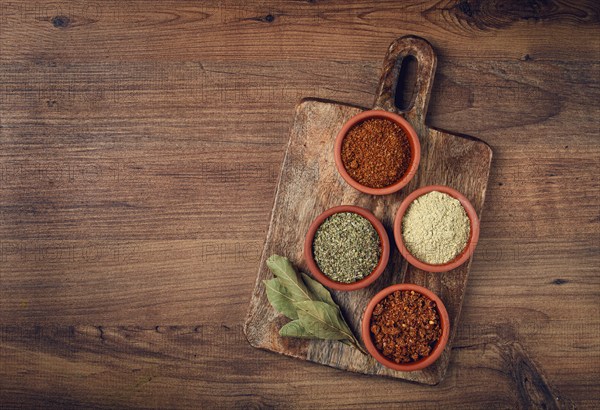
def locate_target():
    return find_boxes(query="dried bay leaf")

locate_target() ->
[279,320,314,338]
[301,272,336,307]
[294,300,354,341]
[267,255,312,303]
[263,279,298,320]
[265,255,366,354]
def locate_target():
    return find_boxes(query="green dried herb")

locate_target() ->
[313,212,381,283]
[263,254,366,354]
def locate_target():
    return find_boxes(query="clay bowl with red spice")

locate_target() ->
[361,283,450,372]
[334,110,421,195]
[393,185,480,273]
[303,205,390,291]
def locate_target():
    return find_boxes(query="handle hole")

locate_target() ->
[394,55,418,112]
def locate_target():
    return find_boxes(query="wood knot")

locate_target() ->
[51,15,70,28]
[248,14,276,23]
[457,0,475,17]
[552,278,568,285]
[445,0,597,31]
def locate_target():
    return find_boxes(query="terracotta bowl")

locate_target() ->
[334,110,421,195]
[304,205,390,291]
[362,283,450,372]
[393,185,480,273]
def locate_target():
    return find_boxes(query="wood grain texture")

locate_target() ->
[1,0,599,407]
[245,36,493,385]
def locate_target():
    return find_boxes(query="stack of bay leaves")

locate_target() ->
[264,254,366,354]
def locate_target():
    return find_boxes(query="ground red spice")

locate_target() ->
[341,118,411,188]
[370,290,441,364]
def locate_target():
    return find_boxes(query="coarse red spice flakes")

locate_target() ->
[370,290,441,363]
[341,118,411,188]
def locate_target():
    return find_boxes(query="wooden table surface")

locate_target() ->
[1,1,598,408]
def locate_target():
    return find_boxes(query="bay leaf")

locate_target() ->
[263,279,298,320]
[294,301,354,341]
[265,255,367,354]
[266,255,312,303]
[279,320,314,338]
[301,272,336,306]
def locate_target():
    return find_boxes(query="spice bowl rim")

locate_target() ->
[334,110,421,196]
[361,283,450,372]
[303,205,390,291]
[393,184,480,273]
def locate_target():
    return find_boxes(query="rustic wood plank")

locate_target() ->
[2,54,596,324]
[0,0,598,406]
[0,1,598,63]
[0,323,590,408]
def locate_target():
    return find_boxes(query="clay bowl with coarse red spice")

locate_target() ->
[304,205,390,291]
[361,283,450,371]
[334,110,420,195]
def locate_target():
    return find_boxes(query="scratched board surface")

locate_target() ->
[245,37,493,385]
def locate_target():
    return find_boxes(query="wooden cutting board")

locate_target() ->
[244,36,492,385]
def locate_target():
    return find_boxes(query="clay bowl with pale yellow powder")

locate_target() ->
[393,185,480,273]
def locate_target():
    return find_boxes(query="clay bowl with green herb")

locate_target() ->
[304,205,390,291]
[334,110,421,195]
[361,283,450,371]
[393,185,480,273]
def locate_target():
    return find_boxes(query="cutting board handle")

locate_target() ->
[373,36,437,127]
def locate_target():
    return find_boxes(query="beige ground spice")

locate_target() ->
[402,191,470,264]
